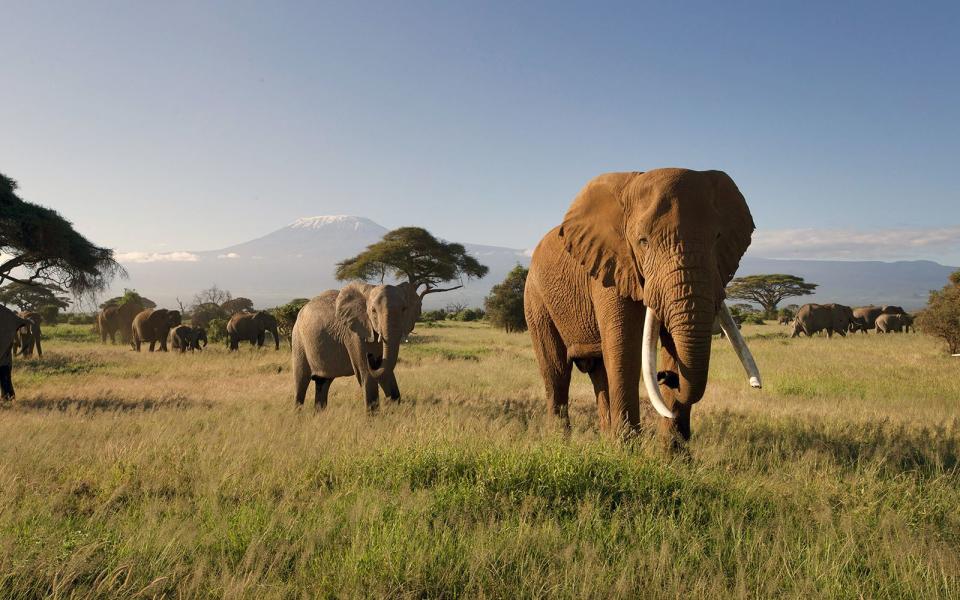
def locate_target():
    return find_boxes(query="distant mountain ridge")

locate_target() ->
[112,216,954,311]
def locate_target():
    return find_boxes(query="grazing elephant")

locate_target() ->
[792,303,852,338]
[131,309,182,351]
[98,301,144,344]
[876,313,913,333]
[851,305,905,334]
[168,324,208,352]
[14,311,42,358]
[292,282,415,410]
[778,315,792,325]
[524,168,762,446]
[227,311,280,351]
[1,306,33,400]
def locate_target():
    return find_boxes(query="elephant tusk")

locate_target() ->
[641,307,676,419]
[718,302,762,389]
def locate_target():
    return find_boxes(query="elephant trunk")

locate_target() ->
[271,326,280,350]
[664,300,716,406]
[369,320,403,381]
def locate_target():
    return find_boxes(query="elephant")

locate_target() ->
[1,305,33,400]
[14,311,42,358]
[131,309,182,351]
[292,282,416,410]
[98,301,144,344]
[778,316,792,325]
[791,303,852,338]
[168,324,208,352]
[876,312,913,333]
[227,311,280,351]
[711,315,741,338]
[850,305,905,334]
[523,168,762,446]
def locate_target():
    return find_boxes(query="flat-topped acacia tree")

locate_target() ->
[726,274,818,318]
[335,227,489,303]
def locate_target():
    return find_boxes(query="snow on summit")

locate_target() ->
[289,216,382,231]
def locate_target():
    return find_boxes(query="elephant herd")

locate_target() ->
[789,303,914,337]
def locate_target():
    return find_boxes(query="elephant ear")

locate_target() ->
[708,170,755,286]
[335,283,374,341]
[558,172,644,301]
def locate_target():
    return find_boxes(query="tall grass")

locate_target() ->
[0,322,957,598]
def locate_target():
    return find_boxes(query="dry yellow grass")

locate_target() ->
[0,321,958,598]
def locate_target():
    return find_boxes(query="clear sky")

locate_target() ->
[2,1,959,264]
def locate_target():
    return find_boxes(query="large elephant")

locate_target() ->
[168,324,207,352]
[98,301,144,344]
[1,305,33,400]
[850,305,905,334]
[876,313,913,333]
[131,309,182,352]
[524,169,762,445]
[14,311,42,358]
[227,311,280,351]
[791,303,852,338]
[292,282,415,410]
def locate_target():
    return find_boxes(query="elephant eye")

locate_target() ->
[637,237,648,247]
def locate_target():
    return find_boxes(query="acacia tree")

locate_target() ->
[0,282,71,312]
[484,265,528,333]
[1,173,122,296]
[916,269,960,354]
[726,274,818,318]
[335,227,489,299]
[221,297,254,314]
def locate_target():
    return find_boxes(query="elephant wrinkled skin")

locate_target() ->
[227,311,280,351]
[850,305,904,334]
[131,309,182,352]
[876,313,913,333]
[292,282,415,410]
[524,168,762,446]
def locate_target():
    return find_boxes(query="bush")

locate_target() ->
[484,265,528,332]
[916,270,960,354]
[272,298,310,341]
[448,308,485,322]
[39,304,60,324]
[419,309,448,323]
[190,302,228,328]
[65,312,96,325]
[207,318,228,344]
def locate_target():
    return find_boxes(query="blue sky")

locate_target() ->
[2,1,959,264]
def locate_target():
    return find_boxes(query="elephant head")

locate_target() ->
[559,169,760,415]
[166,310,182,328]
[335,282,410,381]
[192,327,208,350]
[253,311,280,350]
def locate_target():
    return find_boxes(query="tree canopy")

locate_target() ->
[221,297,254,314]
[99,289,156,310]
[726,274,818,317]
[1,173,122,295]
[916,269,960,354]
[0,282,71,312]
[484,265,528,333]
[335,227,489,297]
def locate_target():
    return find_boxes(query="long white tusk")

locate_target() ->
[641,307,676,419]
[718,302,762,389]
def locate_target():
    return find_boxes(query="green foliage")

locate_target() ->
[206,318,228,344]
[190,302,228,328]
[0,282,71,312]
[39,304,61,324]
[726,274,818,316]
[447,308,485,322]
[221,297,254,314]
[418,309,448,323]
[99,289,155,310]
[272,298,310,340]
[65,312,96,325]
[335,227,489,295]
[777,307,796,320]
[916,269,960,354]
[0,172,123,294]
[484,265,528,332]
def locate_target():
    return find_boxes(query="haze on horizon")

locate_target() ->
[2,1,959,264]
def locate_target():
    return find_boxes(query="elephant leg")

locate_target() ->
[379,372,401,402]
[599,304,643,439]
[526,294,571,429]
[148,340,156,352]
[313,376,332,409]
[586,359,611,433]
[362,375,380,413]
[0,364,14,401]
[293,351,310,407]
[653,342,692,448]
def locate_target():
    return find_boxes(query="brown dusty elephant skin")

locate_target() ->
[14,311,42,358]
[291,282,414,410]
[1,305,33,400]
[792,303,852,338]
[131,309,182,352]
[168,325,208,352]
[98,301,144,344]
[227,311,280,351]
[524,168,757,446]
[876,313,913,333]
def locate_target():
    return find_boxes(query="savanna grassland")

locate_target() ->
[1,321,959,599]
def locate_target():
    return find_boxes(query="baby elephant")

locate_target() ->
[876,313,913,333]
[168,325,208,352]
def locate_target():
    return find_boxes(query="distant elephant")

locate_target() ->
[14,311,42,358]
[524,169,762,446]
[876,313,913,333]
[131,309,182,351]
[711,315,741,338]
[98,301,144,344]
[1,305,33,400]
[792,303,852,338]
[851,305,905,334]
[778,316,792,325]
[168,324,208,352]
[227,311,280,350]
[292,282,415,410]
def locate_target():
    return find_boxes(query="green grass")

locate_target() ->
[0,321,957,598]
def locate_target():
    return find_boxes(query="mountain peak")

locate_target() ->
[288,215,384,231]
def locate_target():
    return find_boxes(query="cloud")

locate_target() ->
[749,226,960,262]
[116,251,199,263]
[217,252,240,259]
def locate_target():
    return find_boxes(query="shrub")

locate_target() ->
[190,302,228,328]
[448,308,485,322]
[272,298,310,341]
[419,309,448,323]
[207,318,229,344]
[39,304,60,324]
[484,265,528,332]
[916,270,960,354]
